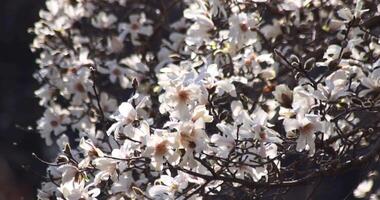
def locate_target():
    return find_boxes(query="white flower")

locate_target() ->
[191,105,214,123]
[175,120,209,153]
[37,104,70,145]
[38,182,59,200]
[184,1,214,48]
[58,164,81,184]
[79,138,104,158]
[119,13,153,45]
[75,48,94,67]
[59,180,100,200]
[119,54,150,82]
[66,68,93,106]
[92,157,118,184]
[143,130,180,170]
[261,19,282,39]
[314,70,350,102]
[231,153,268,182]
[317,45,342,66]
[280,0,310,11]
[107,100,149,143]
[337,0,368,22]
[211,123,237,158]
[35,84,56,106]
[107,102,137,136]
[228,12,258,48]
[92,12,117,29]
[354,179,373,198]
[291,86,316,116]
[149,172,189,200]
[283,114,323,155]
[359,68,380,97]
[111,171,147,198]
[107,36,124,54]
[161,83,202,120]
[96,92,117,116]
[214,79,238,97]
[97,60,130,88]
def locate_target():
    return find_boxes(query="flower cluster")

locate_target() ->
[31,0,380,199]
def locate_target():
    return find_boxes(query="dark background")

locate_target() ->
[0,0,46,199]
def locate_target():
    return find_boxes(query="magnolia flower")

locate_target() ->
[214,79,238,97]
[58,164,82,184]
[337,0,368,22]
[37,105,70,145]
[291,86,316,116]
[79,138,104,158]
[107,36,125,54]
[161,83,202,120]
[66,68,92,106]
[111,171,148,198]
[280,0,310,11]
[149,172,189,199]
[230,100,253,126]
[161,119,210,168]
[92,12,117,29]
[236,51,275,77]
[74,48,94,67]
[176,120,209,153]
[107,100,150,143]
[211,123,237,158]
[106,102,137,136]
[92,157,119,184]
[37,182,59,200]
[317,45,342,66]
[250,107,282,159]
[143,130,180,170]
[97,60,130,88]
[228,12,258,47]
[184,1,214,47]
[260,19,282,39]
[59,180,100,200]
[231,153,268,182]
[119,54,150,81]
[31,0,380,198]
[95,92,117,116]
[283,114,323,155]
[353,179,374,198]
[35,84,56,106]
[314,70,350,102]
[118,13,153,45]
[359,68,380,97]
[191,105,214,123]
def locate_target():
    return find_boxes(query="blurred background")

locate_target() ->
[0,0,46,199]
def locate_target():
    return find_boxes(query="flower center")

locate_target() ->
[259,132,267,140]
[50,120,59,127]
[131,23,140,30]
[240,23,249,32]
[281,93,293,108]
[154,141,168,156]
[177,89,190,103]
[112,68,121,76]
[75,82,85,93]
[67,67,77,74]
[300,123,314,135]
